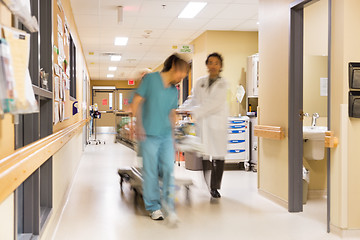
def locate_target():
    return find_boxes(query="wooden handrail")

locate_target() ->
[254,125,286,140]
[325,131,338,148]
[0,119,89,203]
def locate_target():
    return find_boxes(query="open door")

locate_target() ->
[289,0,332,232]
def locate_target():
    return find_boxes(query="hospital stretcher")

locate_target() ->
[117,167,193,206]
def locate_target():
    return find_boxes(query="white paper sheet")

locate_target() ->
[54,63,60,76]
[58,33,65,59]
[65,77,70,90]
[61,101,65,121]
[57,14,63,35]
[320,78,328,97]
[58,55,63,69]
[54,76,60,100]
[54,101,59,124]
[62,79,66,101]
[236,85,246,103]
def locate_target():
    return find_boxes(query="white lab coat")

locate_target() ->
[191,75,228,159]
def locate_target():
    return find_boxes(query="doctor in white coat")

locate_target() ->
[191,52,228,198]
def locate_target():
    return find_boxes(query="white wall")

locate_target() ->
[41,132,83,239]
[191,30,258,116]
[0,194,14,240]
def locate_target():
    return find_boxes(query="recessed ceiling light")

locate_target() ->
[109,66,117,71]
[107,74,114,78]
[178,2,207,19]
[111,55,122,61]
[256,21,259,25]
[114,37,128,46]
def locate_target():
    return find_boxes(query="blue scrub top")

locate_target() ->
[135,72,178,136]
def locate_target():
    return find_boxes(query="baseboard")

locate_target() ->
[258,189,288,209]
[330,224,360,238]
[308,190,327,199]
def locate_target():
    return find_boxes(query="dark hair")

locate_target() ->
[162,53,189,73]
[205,52,223,67]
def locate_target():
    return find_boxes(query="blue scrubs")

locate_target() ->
[135,72,178,212]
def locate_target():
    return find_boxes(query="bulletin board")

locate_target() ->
[52,0,72,124]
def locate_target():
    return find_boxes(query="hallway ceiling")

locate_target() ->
[70,0,259,81]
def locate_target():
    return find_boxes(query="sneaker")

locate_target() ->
[210,189,221,198]
[150,209,164,220]
[166,212,179,228]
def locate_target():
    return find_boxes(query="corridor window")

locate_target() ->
[119,93,123,110]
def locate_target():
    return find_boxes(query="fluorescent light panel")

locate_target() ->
[109,66,117,71]
[107,74,114,78]
[178,2,207,19]
[111,55,122,61]
[114,37,128,46]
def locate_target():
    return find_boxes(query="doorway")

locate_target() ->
[289,0,331,232]
[91,88,135,133]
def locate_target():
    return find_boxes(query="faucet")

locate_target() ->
[311,113,319,127]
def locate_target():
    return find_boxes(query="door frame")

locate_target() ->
[288,0,332,232]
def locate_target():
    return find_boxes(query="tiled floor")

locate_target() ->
[53,132,344,240]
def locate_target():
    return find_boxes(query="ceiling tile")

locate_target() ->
[160,29,197,40]
[168,18,209,30]
[130,29,164,39]
[134,17,173,29]
[216,4,258,20]
[70,0,101,15]
[231,0,259,3]
[203,19,245,31]
[70,0,259,80]
[138,1,187,18]
[233,19,259,31]
[196,3,229,19]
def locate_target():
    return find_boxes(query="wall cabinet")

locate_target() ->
[246,53,259,97]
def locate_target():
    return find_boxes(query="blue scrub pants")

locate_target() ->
[141,134,175,213]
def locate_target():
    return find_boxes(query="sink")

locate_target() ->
[303,126,327,160]
[303,126,328,140]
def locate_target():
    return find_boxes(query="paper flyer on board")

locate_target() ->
[54,101,59,124]
[54,76,60,100]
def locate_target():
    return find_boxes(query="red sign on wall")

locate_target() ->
[128,80,135,85]
[102,99,108,105]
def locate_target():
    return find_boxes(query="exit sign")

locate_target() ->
[177,44,193,53]
[128,80,134,85]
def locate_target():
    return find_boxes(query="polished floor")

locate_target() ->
[53,132,344,240]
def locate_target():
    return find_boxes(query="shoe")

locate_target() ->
[166,212,179,228]
[210,189,221,198]
[150,209,164,220]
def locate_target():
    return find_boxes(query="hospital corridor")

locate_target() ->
[1,0,360,239]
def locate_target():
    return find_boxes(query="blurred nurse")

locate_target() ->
[131,54,189,223]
